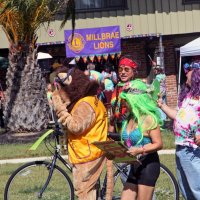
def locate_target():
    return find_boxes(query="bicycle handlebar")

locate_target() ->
[51,110,64,137]
[108,132,121,141]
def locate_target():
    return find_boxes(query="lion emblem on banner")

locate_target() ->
[67,33,85,53]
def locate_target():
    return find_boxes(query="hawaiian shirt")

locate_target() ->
[173,95,200,148]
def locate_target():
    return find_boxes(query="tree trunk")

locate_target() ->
[4,44,49,132]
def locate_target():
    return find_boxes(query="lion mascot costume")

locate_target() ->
[51,66,113,200]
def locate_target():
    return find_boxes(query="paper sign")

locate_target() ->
[93,140,136,163]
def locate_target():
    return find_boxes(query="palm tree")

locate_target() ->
[0,0,75,132]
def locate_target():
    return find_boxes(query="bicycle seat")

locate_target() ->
[108,132,120,141]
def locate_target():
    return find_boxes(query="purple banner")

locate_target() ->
[64,26,121,58]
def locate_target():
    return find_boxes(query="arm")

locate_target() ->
[142,126,163,153]
[127,126,163,156]
[157,97,177,120]
[52,90,96,135]
[108,124,115,132]
[194,109,200,146]
[111,72,118,84]
[195,135,200,146]
[57,102,96,135]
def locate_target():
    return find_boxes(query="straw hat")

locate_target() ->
[52,62,62,69]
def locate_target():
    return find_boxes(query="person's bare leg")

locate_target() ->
[121,182,137,200]
[137,184,154,200]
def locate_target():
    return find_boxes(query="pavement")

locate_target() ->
[0,150,175,165]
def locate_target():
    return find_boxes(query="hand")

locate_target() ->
[195,135,200,146]
[157,93,163,108]
[57,111,71,126]
[127,147,143,157]
[52,91,67,114]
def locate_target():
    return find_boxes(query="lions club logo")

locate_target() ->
[67,33,85,53]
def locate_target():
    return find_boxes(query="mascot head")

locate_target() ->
[55,66,99,112]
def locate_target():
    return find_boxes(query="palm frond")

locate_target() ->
[0,0,75,45]
[60,0,75,30]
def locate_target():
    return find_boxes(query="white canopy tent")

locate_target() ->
[37,52,52,73]
[178,37,200,93]
[37,52,52,60]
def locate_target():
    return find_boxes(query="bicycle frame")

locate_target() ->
[31,127,128,199]
[34,128,73,198]
[27,114,179,200]
[99,162,128,199]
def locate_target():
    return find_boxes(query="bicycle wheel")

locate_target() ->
[101,163,179,200]
[153,163,179,200]
[4,161,74,200]
[100,163,130,200]
[112,164,130,200]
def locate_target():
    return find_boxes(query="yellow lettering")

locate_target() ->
[109,41,114,48]
[101,33,106,40]
[100,42,104,48]
[94,43,98,49]
[106,32,111,39]
[115,32,119,38]
[86,34,92,41]
[93,41,114,49]
[97,34,101,40]
[111,32,115,39]
[87,32,119,41]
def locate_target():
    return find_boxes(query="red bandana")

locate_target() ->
[119,58,137,69]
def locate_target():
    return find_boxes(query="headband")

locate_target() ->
[184,62,200,73]
[55,67,75,86]
[119,58,137,69]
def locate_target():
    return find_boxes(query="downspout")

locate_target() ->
[159,35,165,71]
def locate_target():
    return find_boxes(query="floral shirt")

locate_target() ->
[173,95,200,148]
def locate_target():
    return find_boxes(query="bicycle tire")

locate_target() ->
[4,161,74,200]
[153,163,179,200]
[101,163,179,200]
[100,163,130,200]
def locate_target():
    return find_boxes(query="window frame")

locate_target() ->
[182,0,200,4]
[75,0,128,13]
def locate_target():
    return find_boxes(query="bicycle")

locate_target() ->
[4,125,179,200]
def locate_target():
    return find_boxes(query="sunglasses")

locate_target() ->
[54,67,75,86]
[118,67,132,73]
[123,88,146,95]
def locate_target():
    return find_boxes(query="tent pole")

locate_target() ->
[178,56,182,97]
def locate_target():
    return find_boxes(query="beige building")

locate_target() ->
[1,0,200,107]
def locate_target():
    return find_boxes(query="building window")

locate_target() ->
[182,0,200,4]
[0,57,9,69]
[75,0,127,12]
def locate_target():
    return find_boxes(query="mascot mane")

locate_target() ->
[56,66,99,112]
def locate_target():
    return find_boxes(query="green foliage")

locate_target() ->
[0,0,75,44]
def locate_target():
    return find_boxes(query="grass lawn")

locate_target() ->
[0,129,178,199]
[0,129,175,160]
[1,154,183,200]
[0,142,53,160]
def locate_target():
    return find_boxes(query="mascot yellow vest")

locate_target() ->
[68,96,108,164]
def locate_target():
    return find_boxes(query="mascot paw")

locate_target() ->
[52,91,67,113]
[58,111,71,126]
